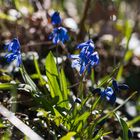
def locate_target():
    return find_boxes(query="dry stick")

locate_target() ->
[0,103,43,140]
[78,0,91,40]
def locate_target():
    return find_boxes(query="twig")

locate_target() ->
[78,0,92,40]
[0,103,43,140]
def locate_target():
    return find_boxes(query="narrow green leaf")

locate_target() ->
[115,113,129,140]
[45,52,58,76]
[91,69,95,85]
[128,115,140,127]
[20,66,40,95]
[74,112,90,125]
[34,57,46,86]
[0,13,16,21]
[53,107,63,126]
[91,97,101,111]
[0,123,5,128]
[59,69,69,107]
[125,20,133,41]
[0,83,15,90]
[124,50,133,62]
[60,132,76,140]
[98,64,119,87]
[116,65,123,81]
[45,52,62,102]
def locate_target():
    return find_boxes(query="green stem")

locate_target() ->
[96,91,137,125]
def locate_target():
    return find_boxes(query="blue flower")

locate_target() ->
[100,87,116,104]
[112,79,129,93]
[51,11,62,25]
[70,40,99,75]
[4,38,22,66]
[4,38,20,53]
[49,27,69,44]
[77,39,95,56]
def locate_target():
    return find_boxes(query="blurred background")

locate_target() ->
[0,0,140,139]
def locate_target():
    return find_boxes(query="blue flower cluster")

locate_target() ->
[50,11,69,45]
[70,39,99,75]
[4,38,22,66]
[92,79,129,104]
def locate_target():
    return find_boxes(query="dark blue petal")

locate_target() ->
[16,52,22,66]
[80,63,86,74]
[5,53,17,63]
[100,90,106,98]
[50,27,69,45]
[112,80,119,91]
[108,94,116,104]
[128,129,133,138]
[4,38,20,53]
[91,88,101,95]
[87,65,91,73]
[105,87,116,104]
[89,52,99,66]
[51,11,61,25]
[118,84,129,90]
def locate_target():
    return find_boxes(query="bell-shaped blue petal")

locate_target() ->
[4,38,22,67]
[77,39,94,50]
[89,52,99,66]
[4,38,20,53]
[99,87,116,104]
[51,11,62,25]
[118,84,129,90]
[112,79,129,93]
[80,62,86,75]
[50,27,69,45]
[105,87,116,104]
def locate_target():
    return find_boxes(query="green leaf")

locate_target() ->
[60,132,76,140]
[0,123,5,128]
[1,131,11,140]
[128,115,140,127]
[98,64,119,87]
[91,97,101,111]
[93,129,103,140]
[74,112,90,125]
[13,0,34,14]
[45,52,62,102]
[53,107,63,126]
[46,52,58,76]
[124,20,133,41]
[59,69,69,107]
[114,113,130,140]
[0,13,16,21]
[20,66,54,112]
[0,83,16,90]
[34,57,46,86]
[124,50,133,62]
[37,108,50,118]
[20,66,40,95]
[116,65,123,81]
